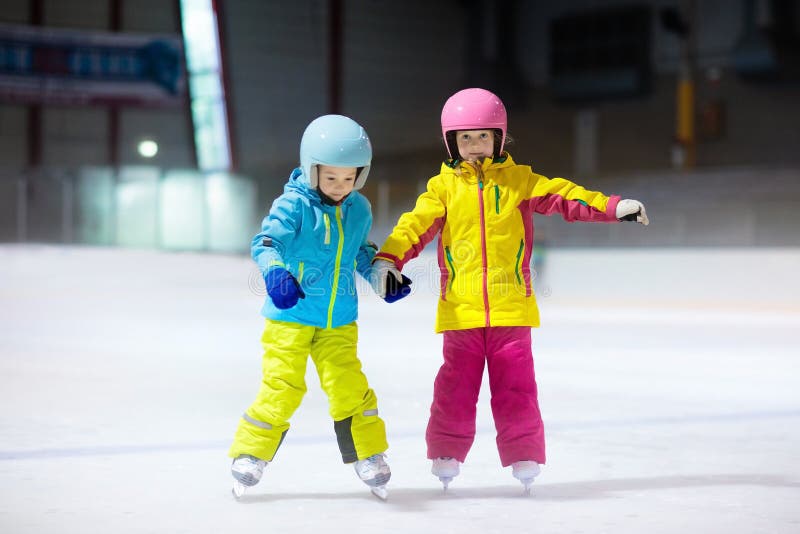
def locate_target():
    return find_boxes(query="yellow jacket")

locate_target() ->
[375,153,620,332]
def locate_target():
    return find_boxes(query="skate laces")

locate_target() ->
[233,454,266,469]
[354,453,391,487]
[232,454,267,485]
[356,453,388,474]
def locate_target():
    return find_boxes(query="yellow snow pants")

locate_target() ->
[228,319,388,463]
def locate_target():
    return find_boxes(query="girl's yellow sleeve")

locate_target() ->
[374,176,447,268]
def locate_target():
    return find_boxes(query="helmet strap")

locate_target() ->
[308,165,319,188]
[492,129,504,156]
[444,131,458,160]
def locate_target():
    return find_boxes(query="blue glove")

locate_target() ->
[383,274,412,303]
[264,267,305,309]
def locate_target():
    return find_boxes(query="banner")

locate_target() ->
[0,23,186,107]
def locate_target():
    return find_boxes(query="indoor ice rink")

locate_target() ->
[2,0,800,533]
[1,244,798,533]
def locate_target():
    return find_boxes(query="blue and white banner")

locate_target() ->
[0,23,185,107]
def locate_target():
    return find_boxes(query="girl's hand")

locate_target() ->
[370,258,402,298]
[616,199,649,225]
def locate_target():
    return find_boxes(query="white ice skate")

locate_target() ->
[511,460,540,495]
[431,457,460,491]
[353,453,391,500]
[231,454,268,499]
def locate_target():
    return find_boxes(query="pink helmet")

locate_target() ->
[440,88,507,159]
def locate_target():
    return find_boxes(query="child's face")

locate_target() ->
[455,129,494,162]
[317,165,357,202]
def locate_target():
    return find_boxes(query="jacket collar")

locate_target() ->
[440,152,515,175]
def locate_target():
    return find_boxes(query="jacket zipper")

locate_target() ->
[444,246,456,289]
[476,167,490,327]
[514,240,524,285]
[494,185,500,214]
[323,213,331,245]
[326,206,344,329]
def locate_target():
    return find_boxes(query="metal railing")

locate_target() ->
[3,164,800,250]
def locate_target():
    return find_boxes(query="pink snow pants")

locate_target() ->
[425,326,545,467]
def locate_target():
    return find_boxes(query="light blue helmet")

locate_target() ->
[299,114,372,190]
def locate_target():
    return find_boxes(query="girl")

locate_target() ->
[229,114,409,500]
[371,88,648,492]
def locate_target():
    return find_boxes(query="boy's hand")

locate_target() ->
[616,199,649,225]
[264,267,305,309]
[384,274,412,303]
[370,258,402,298]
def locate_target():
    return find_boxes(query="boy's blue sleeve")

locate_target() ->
[251,194,301,275]
[355,239,377,280]
[354,201,375,280]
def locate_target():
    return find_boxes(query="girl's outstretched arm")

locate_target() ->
[374,177,447,269]
[528,173,621,223]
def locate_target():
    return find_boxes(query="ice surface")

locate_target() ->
[1,244,798,533]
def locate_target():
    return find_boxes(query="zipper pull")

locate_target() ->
[476,163,485,189]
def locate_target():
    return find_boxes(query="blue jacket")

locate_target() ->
[252,167,376,328]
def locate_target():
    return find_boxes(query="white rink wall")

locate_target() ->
[401,246,800,309]
[539,247,800,307]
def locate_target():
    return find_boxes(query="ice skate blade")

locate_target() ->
[520,478,535,496]
[232,480,247,499]
[370,485,388,501]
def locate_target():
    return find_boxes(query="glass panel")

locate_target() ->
[206,172,256,253]
[115,166,160,248]
[160,170,206,250]
[77,167,115,245]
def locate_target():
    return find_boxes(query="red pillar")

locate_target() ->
[109,0,122,168]
[27,0,44,169]
[212,0,237,172]
[328,0,342,115]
